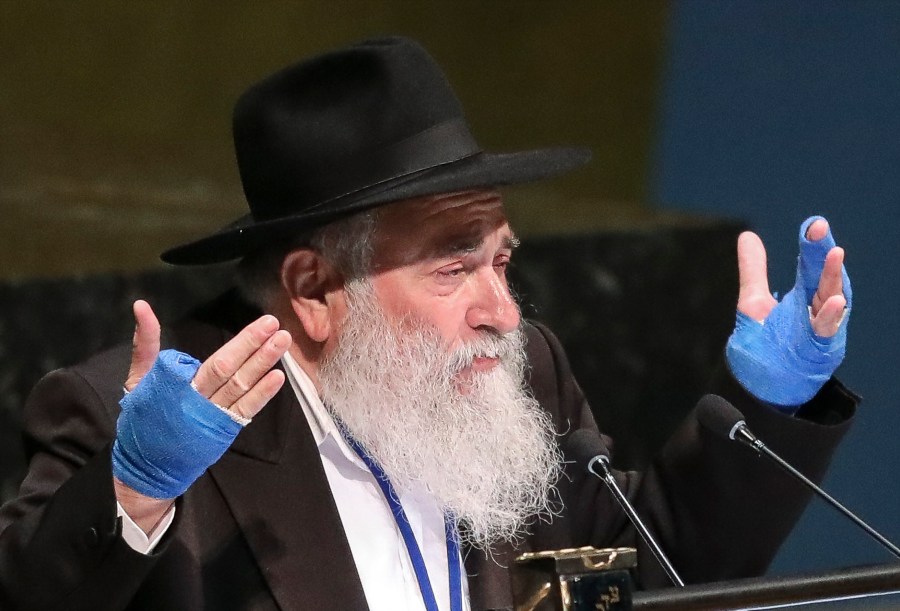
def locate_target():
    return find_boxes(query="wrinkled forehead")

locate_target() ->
[372,189,511,269]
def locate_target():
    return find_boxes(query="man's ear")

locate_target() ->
[280,249,341,343]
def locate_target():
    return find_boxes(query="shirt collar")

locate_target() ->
[281,352,367,470]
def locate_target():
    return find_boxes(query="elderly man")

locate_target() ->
[0,37,855,610]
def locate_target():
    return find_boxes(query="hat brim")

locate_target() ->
[161,146,591,265]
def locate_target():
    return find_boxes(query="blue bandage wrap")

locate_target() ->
[112,349,243,499]
[726,216,852,410]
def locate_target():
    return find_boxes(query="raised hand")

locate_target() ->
[114,301,290,532]
[727,217,851,409]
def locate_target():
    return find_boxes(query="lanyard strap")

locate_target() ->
[343,433,462,611]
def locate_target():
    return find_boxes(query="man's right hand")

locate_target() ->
[115,300,291,534]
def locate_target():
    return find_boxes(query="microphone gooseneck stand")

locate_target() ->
[698,393,900,562]
[587,454,686,587]
[729,419,900,561]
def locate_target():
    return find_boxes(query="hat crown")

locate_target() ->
[161,37,590,265]
[233,37,474,221]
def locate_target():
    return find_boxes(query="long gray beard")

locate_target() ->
[318,280,562,550]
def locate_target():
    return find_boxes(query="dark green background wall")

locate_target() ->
[0,2,669,279]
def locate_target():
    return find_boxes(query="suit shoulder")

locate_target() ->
[523,320,568,378]
[26,344,133,426]
[69,343,132,394]
[523,320,569,409]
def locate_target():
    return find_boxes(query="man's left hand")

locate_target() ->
[726,216,852,409]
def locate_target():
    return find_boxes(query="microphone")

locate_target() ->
[697,394,900,560]
[567,430,685,587]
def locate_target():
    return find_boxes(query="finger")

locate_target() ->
[811,294,847,338]
[192,315,281,397]
[229,369,286,420]
[125,300,161,392]
[805,218,828,242]
[209,329,292,408]
[736,231,777,321]
[797,216,838,299]
[811,247,844,316]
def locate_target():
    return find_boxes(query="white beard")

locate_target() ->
[318,280,562,550]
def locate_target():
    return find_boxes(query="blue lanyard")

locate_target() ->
[342,433,463,611]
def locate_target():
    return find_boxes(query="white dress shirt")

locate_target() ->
[119,354,470,611]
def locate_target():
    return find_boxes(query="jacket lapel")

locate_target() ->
[208,382,370,609]
[169,292,368,607]
[168,293,366,608]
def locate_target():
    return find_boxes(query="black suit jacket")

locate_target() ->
[0,292,857,610]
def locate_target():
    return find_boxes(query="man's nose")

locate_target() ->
[465,268,521,334]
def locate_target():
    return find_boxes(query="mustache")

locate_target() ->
[447,328,523,373]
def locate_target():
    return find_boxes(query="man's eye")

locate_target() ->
[439,267,465,278]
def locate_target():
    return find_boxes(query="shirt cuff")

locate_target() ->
[116,501,176,554]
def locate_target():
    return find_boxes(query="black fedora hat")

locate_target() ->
[161,36,591,265]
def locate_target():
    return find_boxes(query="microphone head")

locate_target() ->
[565,429,610,468]
[696,394,746,441]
